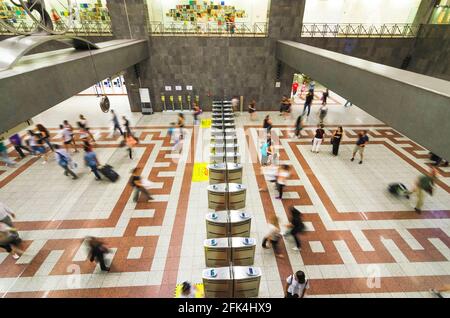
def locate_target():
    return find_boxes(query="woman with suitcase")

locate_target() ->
[83,145,102,180]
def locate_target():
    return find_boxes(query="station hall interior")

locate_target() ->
[0,0,449,299]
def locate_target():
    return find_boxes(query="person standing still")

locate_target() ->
[248,100,257,121]
[331,126,343,156]
[312,124,325,153]
[292,81,299,97]
[111,110,123,136]
[87,237,110,271]
[321,89,329,105]
[351,130,369,164]
[84,145,102,180]
[285,271,309,298]
[303,91,314,116]
[263,115,273,135]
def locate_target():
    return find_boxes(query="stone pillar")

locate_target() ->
[107,0,150,112]
[412,0,438,26]
[260,0,306,110]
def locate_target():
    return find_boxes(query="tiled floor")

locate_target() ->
[0,91,449,298]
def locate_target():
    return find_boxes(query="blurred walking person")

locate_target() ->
[36,124,54,151]
[111,110,123,136]
[0,138,16,167]
[262,215,283,259]
[294,114,304,138]
[413,167,438,213]
[84,145,101,180]
[9,133,31,159]
[0,201,16,227]
[130,169,154,202]
[122,116,132,135]
[87,237,110,271]
[124,132,138,160]
[0,223,23,259]
[54,144,78,179]
[284,207,305,251]
[276,164,290,200]
[78,114,96,142]
[63,120,78,152]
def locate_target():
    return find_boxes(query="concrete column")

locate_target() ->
[262,0,306,109]
[107,0,150,112]
[412,0,438,25]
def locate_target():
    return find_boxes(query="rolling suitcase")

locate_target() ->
[99,164,119,182]
[388,183,410,199]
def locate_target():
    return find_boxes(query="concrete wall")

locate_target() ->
[408,24,450,81]
[299,37,415,70]
[276,40,450,159]
[298,24,450,82]
[141,0,305,111]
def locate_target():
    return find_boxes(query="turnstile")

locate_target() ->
[205,210,252,239]
[210,152,241,164]
[204,237,256,267]
[208,162,243,184]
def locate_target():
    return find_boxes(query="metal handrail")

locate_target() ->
[148,21,268,37]
[301,23,420,38]
[0,20,112,36]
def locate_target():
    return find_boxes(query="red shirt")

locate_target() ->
[292,83,299,91]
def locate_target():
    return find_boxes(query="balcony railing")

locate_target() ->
[148,21,268,37]
[301,23,420,38]
[0,20,112,36]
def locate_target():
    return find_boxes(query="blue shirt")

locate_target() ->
[84,151,97,167]
[356,135,369,146]
[261,142,268,156]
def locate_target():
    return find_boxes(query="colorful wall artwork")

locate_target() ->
[165,0,247,23]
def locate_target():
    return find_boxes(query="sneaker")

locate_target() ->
[41,161,47,165]
[102,267,110,272]
[12,254,20,260]
[414,207,422,213]
[359,161,363,164]
[350,158,355,162]
[275,197,281,200]
[429,289,442,298]
[292,247,300,251]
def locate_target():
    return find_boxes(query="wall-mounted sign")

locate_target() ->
[165,86,172,91]
[139,88,151,103]
[175,86,182,91]
[186,85,193,91]
[275,82,281,88]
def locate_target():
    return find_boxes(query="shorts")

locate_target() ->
[354,145,365,154]
[64,139,73,145]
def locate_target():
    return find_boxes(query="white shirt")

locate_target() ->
[262,165,277,181]
[0,202,13,219]
[277,170,290,185]
[286,275,309,297]
[61,128,72,142]
[140,179,153,190]
[266,223,280,240]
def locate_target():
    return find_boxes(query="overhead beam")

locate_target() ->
[276,40,450,159]
[0,39,149,134]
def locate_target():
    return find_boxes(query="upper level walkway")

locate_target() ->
[276,40,450,159]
